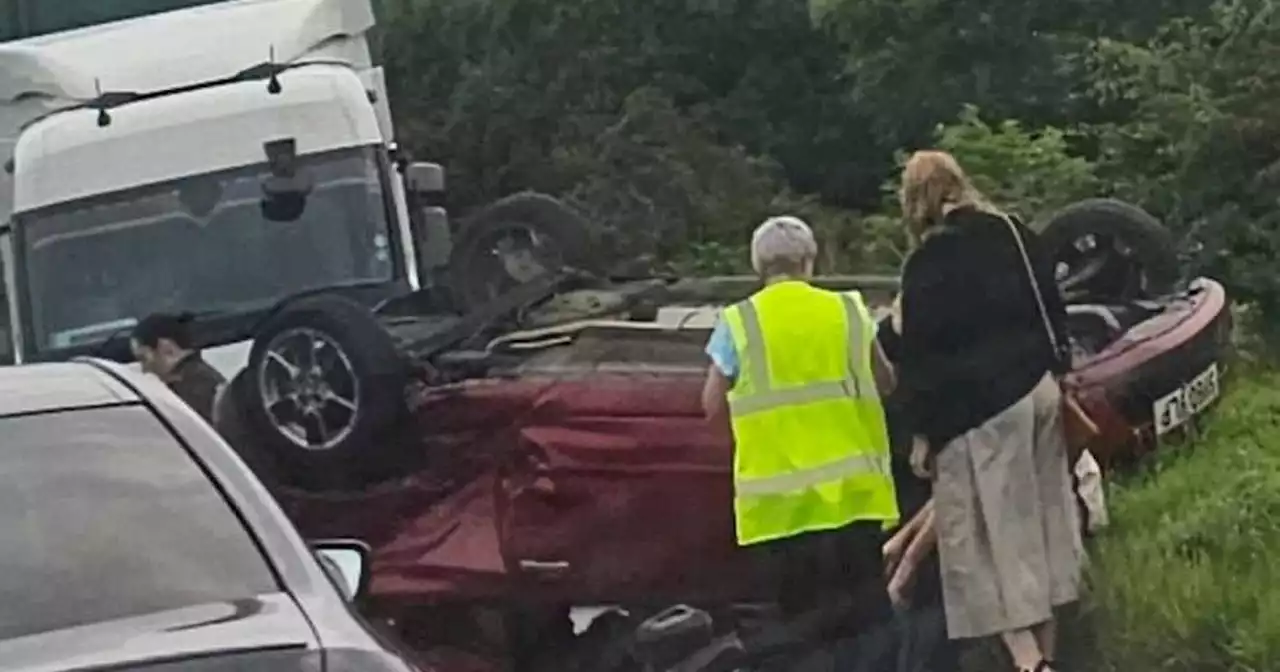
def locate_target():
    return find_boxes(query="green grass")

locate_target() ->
[1067,369,1280,671]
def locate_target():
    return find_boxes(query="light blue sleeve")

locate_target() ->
[704,319,740,381]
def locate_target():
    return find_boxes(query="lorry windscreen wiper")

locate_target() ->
[82,58,357,116]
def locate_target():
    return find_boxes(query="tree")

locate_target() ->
[1085,0,1280,316]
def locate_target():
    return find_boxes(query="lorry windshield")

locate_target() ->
[16,146,397,353]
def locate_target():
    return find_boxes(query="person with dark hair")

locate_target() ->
[131,312,225,421]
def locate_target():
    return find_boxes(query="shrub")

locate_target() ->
[1072,369,1280,670]
[860,106,1103,270]
[933,105,1101,223]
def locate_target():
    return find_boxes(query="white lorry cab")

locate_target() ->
[0,0,450,373]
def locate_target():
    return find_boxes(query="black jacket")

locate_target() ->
[897,206,1070,450]
[168,352,226,422]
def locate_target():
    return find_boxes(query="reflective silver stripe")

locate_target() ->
[735,453,891,497]
[737,300,770,391]
[729,379,859,416]
[839,293,864,399]
[732,291,875,414]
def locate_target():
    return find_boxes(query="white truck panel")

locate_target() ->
[0,0,375,100]
[0,0,388,220]
[358,66,395,143]
[13,64,383,213]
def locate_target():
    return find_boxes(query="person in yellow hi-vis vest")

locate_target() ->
[701,215,901,635]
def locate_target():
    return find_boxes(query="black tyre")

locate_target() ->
[450,192,602,308]
[243,294,408,491]
[1037,198,1180,302]
[213,372,285,494]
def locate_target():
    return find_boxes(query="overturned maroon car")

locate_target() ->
[213,196,1229,669]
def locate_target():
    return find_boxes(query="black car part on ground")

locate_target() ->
[528,600,939,672]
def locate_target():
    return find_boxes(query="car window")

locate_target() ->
[0,405,278,641]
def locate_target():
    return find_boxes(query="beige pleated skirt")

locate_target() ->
[933,374,1085,640]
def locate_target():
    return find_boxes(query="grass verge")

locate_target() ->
[1069,368,1280,671]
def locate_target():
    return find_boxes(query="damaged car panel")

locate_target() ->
[204,196,1230,669]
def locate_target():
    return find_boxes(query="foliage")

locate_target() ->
[932,106,1101,223]
[811,0,1083,157]
[380,0,877,211]
[370,0,1280,664]
[548,87,785,266]
[1071,367,1280,670]
[1081,0,1280,320]
[379,0,1280,329]
[859,105,1102,265]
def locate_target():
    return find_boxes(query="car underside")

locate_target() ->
[209,196,1230,670]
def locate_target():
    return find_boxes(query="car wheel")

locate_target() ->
[213,371,286,493]
[450,192,602,309]
[1037,198,1179,303]
[243,294,408,491]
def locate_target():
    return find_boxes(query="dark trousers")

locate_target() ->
[748,522,893,641]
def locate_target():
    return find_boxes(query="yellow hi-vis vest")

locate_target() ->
[722,280,899,546]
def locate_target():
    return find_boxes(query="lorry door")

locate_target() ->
[0,229,12,364]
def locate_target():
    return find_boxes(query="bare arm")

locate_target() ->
[883,497,932,577]
[899,502,938,573]
[886,499,938,607]
[701,364,732,422]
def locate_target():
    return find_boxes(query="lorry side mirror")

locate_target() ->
[406,162,444,194]
[416,206,451,272]
[0,232,11,366]
[403,162,450,274]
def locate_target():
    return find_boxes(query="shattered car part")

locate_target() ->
[210,197,1229,669]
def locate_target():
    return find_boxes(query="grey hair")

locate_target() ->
[750,215,818,277]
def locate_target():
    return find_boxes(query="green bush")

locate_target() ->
[933,105,1101,224]
[1074,369,1280,670]
[859,106,1103,268]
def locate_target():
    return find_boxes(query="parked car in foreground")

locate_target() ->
[208,199,1230,670]
[0,360,425,671]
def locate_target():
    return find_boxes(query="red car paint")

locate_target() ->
[1066,279,1229,466]
[278,279,1229,614]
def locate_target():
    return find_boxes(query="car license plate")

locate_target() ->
[1152,362,1221,436]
